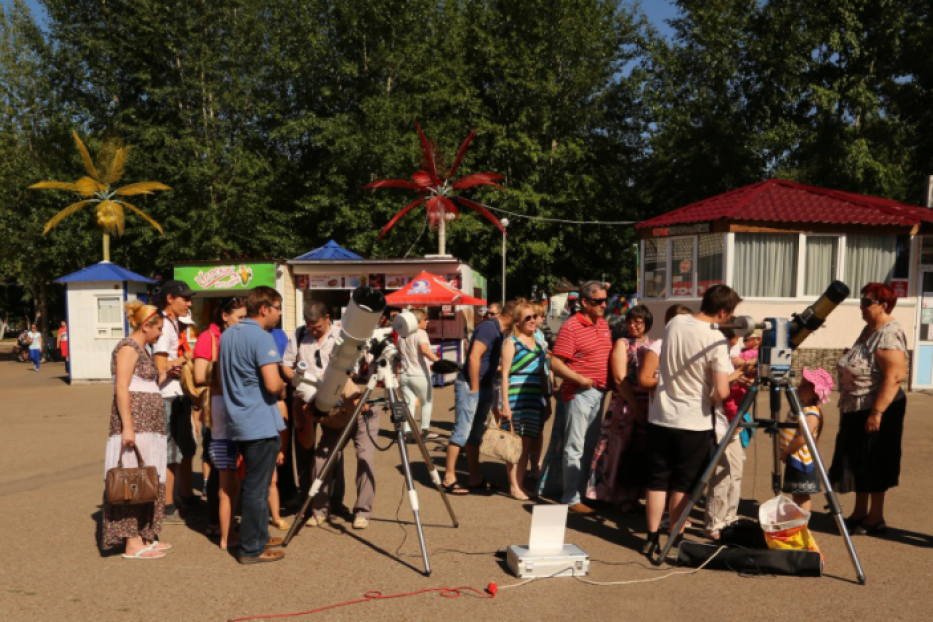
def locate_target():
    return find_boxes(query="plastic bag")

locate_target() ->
[759,495,822,559]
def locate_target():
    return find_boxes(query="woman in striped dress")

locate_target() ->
[500,302,549,500]
[102,301,172,559]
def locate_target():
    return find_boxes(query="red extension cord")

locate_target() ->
[227,583,498,622]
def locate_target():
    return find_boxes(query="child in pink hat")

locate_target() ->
[779,367,834,511]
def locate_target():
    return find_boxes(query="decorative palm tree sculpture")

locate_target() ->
[29,131,170,261]
[366,121,506,255]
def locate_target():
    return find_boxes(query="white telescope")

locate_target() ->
[313,286,387,413]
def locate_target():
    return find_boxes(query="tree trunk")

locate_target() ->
[103,232,110,262]
[38,283,49,334]
[438,218,446,255]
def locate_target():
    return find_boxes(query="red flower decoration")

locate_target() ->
[366,121,506,238]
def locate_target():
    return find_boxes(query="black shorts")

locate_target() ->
[646,423,713,493]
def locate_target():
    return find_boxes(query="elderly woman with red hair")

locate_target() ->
[830,283,907,535]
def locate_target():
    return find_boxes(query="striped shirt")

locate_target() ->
[779,406,822,473]
[553,313,612,402]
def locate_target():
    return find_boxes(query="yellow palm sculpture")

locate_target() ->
[29,131,170,261]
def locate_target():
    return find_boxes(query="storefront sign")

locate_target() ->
[891,279,908,298]
[651,223,710,237]
[308,275,362,289]
[175,263,275,292]
[386,275,413,289]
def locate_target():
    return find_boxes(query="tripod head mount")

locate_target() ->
[712,280,850,383]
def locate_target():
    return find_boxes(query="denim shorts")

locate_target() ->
[449,378,495,447]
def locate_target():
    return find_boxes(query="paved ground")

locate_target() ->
[1,354,932,622]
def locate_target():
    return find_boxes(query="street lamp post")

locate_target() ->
[500,218,509,303]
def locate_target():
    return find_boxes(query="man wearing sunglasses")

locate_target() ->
[550,280,613,514]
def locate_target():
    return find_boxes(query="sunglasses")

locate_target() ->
[223,296,246,312]
[522,314,538,323]
[586,297,609,305]
[314,350,323,368]
[859,297,881,307]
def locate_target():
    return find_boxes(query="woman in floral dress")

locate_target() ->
[586,305,655,510]
[102,301,174,559]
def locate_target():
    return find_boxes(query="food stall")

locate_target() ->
[173,260,296,341]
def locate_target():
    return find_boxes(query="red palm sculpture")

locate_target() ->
[366,121,506,255]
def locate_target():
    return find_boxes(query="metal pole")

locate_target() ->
[500,218,509,302]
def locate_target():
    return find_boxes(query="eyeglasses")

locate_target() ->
[314,350,323,368]
[269,305,283,311]
[586,297,608,305]
[522,314,538,323]
[859,297,881,308]
[626,318,645,324]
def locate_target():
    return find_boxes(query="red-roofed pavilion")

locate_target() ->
[634,179,933,388]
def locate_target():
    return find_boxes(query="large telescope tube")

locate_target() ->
[313,286,387,413]
[789,280,850,348]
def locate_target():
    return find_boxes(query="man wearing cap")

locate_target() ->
[153,280,197,523]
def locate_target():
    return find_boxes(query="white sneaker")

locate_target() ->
[305,515,327,528]
[352,516,369,530]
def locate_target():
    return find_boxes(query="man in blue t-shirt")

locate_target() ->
[441,301,515,494]
[220,286,286,564]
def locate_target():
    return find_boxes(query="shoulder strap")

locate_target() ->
[295,326,307,364]
[210,329,218,361]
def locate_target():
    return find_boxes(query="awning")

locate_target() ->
[384,271,486,306]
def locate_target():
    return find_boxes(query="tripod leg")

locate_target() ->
[786,386,866,585]
[283,385,374,547]
[770,383,784,495]
[391,387,459,527]
[654,383,760,565]
[391,410,432,576]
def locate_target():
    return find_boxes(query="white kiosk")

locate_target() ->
[56,261,155,384]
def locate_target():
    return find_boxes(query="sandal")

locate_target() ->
[145,541,172,552]
[442,481,470,496]
[270,518,290,531]
[467,478,496,491]
[122,548,166,560]
[204,525,221,539]
[854,520,887,536]
[844,514,869,531]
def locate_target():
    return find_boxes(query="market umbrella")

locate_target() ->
[384,271,486,306]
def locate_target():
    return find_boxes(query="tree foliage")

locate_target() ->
[2,0,933,325]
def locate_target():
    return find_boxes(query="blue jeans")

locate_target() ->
[450,378,495,447]
[561,388,607,505]
[236,436,280,558]
[29,349,40,369]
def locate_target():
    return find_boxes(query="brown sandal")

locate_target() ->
[238,549,285,564]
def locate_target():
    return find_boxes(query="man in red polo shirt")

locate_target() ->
[551,281,613,514]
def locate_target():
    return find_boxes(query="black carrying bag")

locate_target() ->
[677,541,823,577]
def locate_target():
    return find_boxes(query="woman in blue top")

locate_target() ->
[501,302,549,500]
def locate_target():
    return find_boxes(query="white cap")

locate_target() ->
[178,313,195,326]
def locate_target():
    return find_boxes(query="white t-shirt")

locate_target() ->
[285,325,341,404]
[399,329,431,377]
[645,339,663,408]
[153,314,182,398]
[729,343,743,359]
[648,314,731,432]
[210,395,229,440]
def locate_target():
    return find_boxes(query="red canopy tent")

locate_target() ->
[384,271,486,306]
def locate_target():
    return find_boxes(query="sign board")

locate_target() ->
[679,260,692,274]
[651,223,710,238]
[891,279,908,299]
[175,262,276,292]
[386,275,413,289]
[308,275,363,289]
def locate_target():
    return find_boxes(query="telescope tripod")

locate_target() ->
[652,374,867,585]
[282,347,459,576]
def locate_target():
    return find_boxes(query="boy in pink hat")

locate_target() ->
[779,367,835,512]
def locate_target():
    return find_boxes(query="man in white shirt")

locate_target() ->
[643,284,742,556]
[152,280,195,523]
[281,302,347,515]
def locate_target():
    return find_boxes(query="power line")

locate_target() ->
[478,201,638,226]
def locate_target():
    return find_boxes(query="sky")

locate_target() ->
[5,0,681,38]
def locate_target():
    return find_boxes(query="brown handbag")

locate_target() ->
[480,417,523,464]
[105,445,160,505]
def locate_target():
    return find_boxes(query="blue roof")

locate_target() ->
[56,261,156,284]
[293,240,363,261]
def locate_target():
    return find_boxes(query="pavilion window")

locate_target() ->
[644,238,667,298]
[697,234,724,295]
[671,237,695,297]
[734,233,799,297]
[844,234,908,289]
[804,236,839,296]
